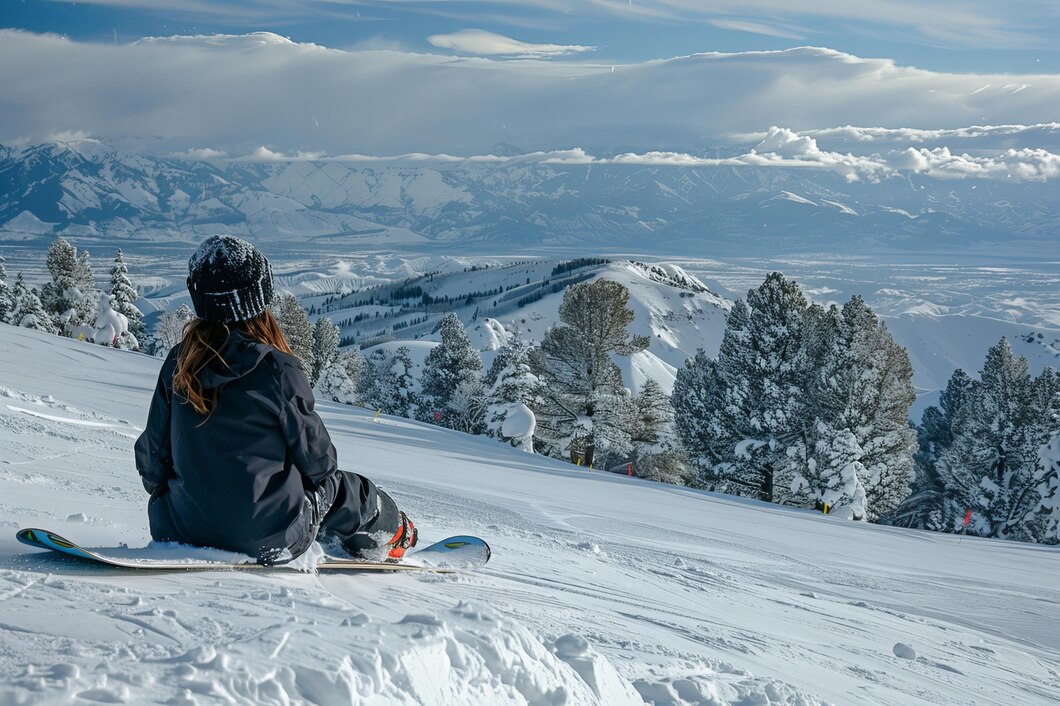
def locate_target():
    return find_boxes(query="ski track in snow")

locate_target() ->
[0,326,1058,705]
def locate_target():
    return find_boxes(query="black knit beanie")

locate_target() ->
[186,236,274,324]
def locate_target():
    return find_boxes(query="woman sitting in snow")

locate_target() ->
[134,235,416,565]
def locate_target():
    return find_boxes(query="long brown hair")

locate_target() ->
[173,309,294,417]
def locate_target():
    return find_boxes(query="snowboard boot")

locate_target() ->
[385,511,418,561]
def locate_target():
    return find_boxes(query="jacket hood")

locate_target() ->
[199,330,274,389]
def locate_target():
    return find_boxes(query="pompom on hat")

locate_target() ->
[186,236,274,324]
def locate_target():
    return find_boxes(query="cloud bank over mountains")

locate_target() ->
[2,29,1060,173]
[427,29,596,57]
[96,124,1060,185]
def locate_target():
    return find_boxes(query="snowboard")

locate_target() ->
[16,527,490,573]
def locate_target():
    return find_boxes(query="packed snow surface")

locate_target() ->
[0,327,1058,705]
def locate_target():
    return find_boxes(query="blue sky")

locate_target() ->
[6,0,1060,73]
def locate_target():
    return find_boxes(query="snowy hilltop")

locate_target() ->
[1,326,1058,705]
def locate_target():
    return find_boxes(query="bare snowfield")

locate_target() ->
[0,326,1058,706]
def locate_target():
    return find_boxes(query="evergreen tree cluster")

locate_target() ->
[279,280,687,479]
[889,339,1059,543]
[0,239,144,350]
[672,273,917,521]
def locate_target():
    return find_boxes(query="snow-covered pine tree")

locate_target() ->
[310,317,340,387]
[73,249,99,330]
[806,424,869,518]
[530,279,647,468]
[587,381,636,468]
[1027,432,1060,544]
[714,273,811,502]
[361,346,416,418]
[885,369,974,530]
[627,379,693,484]
[419,313,483,429]
[271,293,314,370]
[937,340,1054,540]
[10,273,58,334]
[40,238,99,334]
[153,304,194,354]
[108,249,143,349]
[92,292,130,347]
[40,237,78,331]
[313,347,362,404]
[1023,368,1060,542]
[672,348,728,484]
[631,378,671,447]
[787,303,845,511]
[357,350,386,412]
[482,337,542,444]
[392,346,417,418]
[448,378,489,434]
[805,296,917,520]
[317,361,356,404]
[337,348,365,391]
[0,254,12,324]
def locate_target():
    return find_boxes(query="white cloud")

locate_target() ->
[707,19,804,40]
[8,129,101,148]
[753,126,820,157]
[886,146,1060,180]
[427,29,595,57]
[167,147,228,159]
[803,123,1060,144]
[242,146,328,162]
[3,31,1060,156]
[734,123,1060,156]
[205,127,1060,183]
[43,129,100,143]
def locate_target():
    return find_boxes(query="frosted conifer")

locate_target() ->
[937,340,1053,539]
[271,293,314,370]
[108,249,143,349]
[0,255,11,324]
[310,317,340,387]
[420,313,482,429]
[362,346,416,418]
[806,296,916,520]
[886,369,974,530]
[11,273,58,334]
[483,337,541,442]
[530,279,647,469]
[153,304,194,353]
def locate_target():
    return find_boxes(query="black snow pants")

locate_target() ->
[288,470,402,560]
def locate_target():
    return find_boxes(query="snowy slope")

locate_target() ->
[1,327,1058,705]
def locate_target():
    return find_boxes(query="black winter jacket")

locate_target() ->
[134,331,338,560]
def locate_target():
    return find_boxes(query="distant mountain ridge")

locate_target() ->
[2,141,1058,255]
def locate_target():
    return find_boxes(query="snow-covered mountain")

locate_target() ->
[1,326,1057,705]
[4,141,1059,255]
